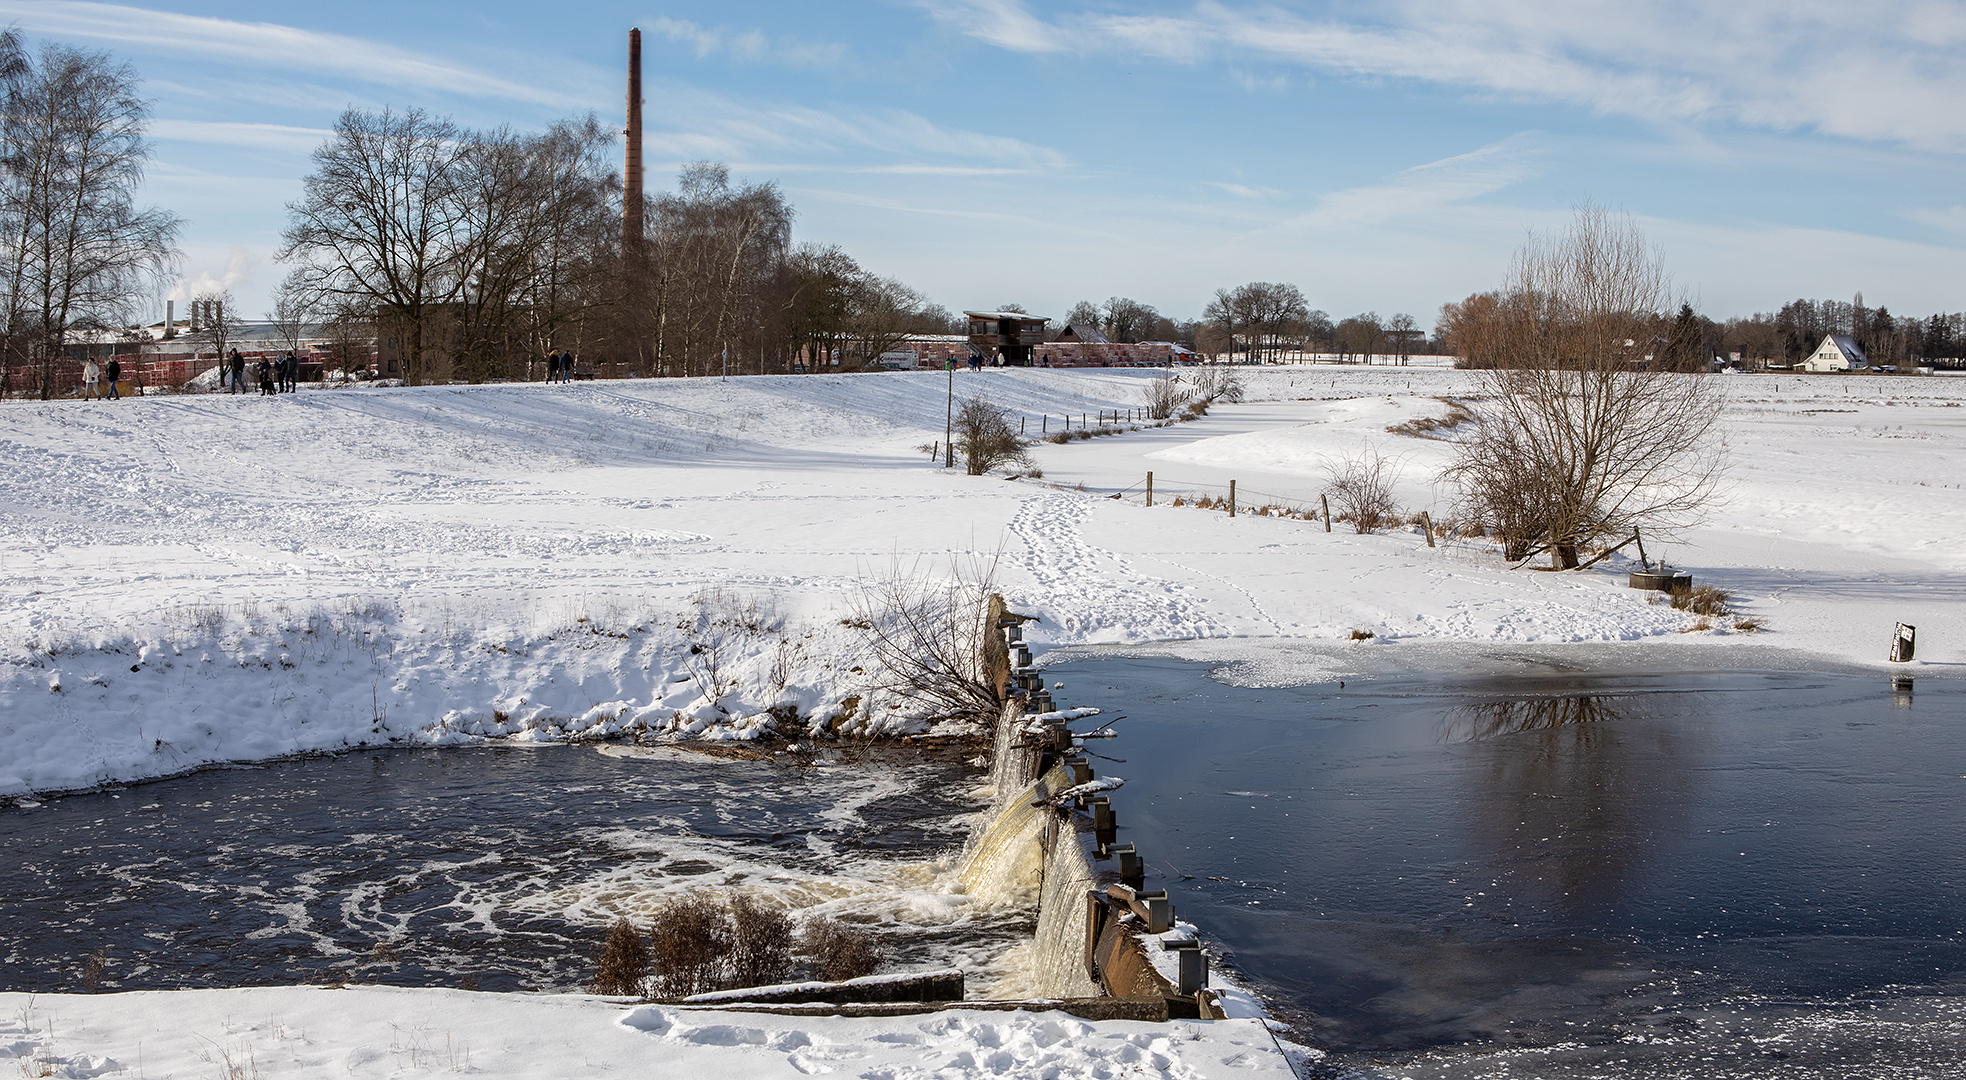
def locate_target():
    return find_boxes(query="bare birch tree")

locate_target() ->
[1,40,179,398]
[1446,207,1723,568]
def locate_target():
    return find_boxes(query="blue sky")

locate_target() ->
[7,0,1965,327]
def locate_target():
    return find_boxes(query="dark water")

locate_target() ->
[1046,660,1966,1075]
[0,744,1002,995]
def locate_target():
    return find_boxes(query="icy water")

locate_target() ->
[1045,659,1966,1077]
[0,744,1020,995]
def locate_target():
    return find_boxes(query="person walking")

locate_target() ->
[229,349,245,394]
[281,352,298,393]
[82,358,102,400]
[256,356,274,396]
[105,358,122,400]
[546,351,559,384]
[560,352,575,382]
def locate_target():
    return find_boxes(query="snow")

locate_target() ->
[0,987,1305,1080]
[3,367,1961,798]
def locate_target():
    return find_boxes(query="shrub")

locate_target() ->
[955,395,1031,475]
[1322,449,1403,534]
[1350,629,1375,641]
[1732,616,1763,632]
[801,916,883,982]
[1670,584,1730,617]
[591,917,650,996]
[647,894,731,997]
[728,895,796,988]
[1142,373,1190,419]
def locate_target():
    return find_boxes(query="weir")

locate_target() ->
[958,600,1225,1018]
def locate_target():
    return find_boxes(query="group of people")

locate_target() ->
[544,350,578,383]
[220,349,299,395]
[81,358,125,399]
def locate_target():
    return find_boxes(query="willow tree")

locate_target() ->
[1446,207,1723,568]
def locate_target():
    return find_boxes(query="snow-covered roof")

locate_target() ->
[964,310,1048,321]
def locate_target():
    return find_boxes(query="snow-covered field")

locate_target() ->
[4,365,1963,1076]
[4,366,1962,797]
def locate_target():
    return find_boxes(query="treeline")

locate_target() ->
[1061,284,1426,363]
[0,31,182,399]
[1440,289,1966,370]
[280,110,957,384]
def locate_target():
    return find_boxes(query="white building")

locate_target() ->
[1803,334,1867,372]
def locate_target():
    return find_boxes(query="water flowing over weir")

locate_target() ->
[953,608,1221,1014]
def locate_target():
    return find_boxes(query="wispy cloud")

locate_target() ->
[1283,134,1544,232]
[917,1,1966,152]
[148,120,334,156]
[645,16,849,71]
[0,0,575,108]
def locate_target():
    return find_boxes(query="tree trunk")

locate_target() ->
[1553,543,1579,570]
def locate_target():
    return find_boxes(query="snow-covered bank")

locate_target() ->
[4,367,1963,796]
[0,987,1309,1079]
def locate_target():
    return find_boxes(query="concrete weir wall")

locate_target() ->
[963,598,1224,1019]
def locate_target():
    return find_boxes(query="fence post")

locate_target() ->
[1021,416,1025,433]
[1043,415,1047,433]
[1146,472,1153,507]
[1420,510,1436,548]
[1322,494,1332,532]
[1228,480,1236,517]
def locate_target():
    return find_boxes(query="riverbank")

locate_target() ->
[4,367,1962,797]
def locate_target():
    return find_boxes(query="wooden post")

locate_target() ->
[1021,416,1025,433]
[1146,472,1153,507]
[1634,528,1650,570]
[1322,494,1332,532]
[1042,415,1047,433]
[1420,510,1436,548]
[1228,480,1236,517]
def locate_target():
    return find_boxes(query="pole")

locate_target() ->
[1322,494,1332,532]
[1146,472,1153,507]
[1228,480,1236,517]
[945,363,954,469]
[1420,510,1436,548]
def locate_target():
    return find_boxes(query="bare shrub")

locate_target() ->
[647,894,731,997]
[1732,616,1763,632]
[954,395,1030,476]
[1386,397,1474,438]
[590,917,650,996]
[801,916,883,982]
[1444,206,1724,568]
[848,554,1004,725]
[1322,449,1403,534]
[728,895,796,988]
[1191,364,1244,404]
[1142,372,1190,419]
[1350,629,1375,641]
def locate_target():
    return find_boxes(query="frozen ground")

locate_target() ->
[3,366,1962,797]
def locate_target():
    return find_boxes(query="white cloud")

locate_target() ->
[148,120,334,156]
[1282,134,1544,233]
[172,245,263,303]
[917,0,1966,152]
[645,16,849,70]
[0,1,576,108]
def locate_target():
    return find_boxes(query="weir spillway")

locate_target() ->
[956,605,1223,1017]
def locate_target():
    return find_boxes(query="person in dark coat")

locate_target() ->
[546,352,559,383]
[281,352,298,393]
[105,358,122,399]
[257,357,274,396]
[229,350,245,394]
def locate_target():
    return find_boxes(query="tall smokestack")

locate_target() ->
[624,27,644,254]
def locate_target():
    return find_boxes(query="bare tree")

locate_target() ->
[1445,207,1724,568]
[268,274,312,359]
[280,107,470,386]
[1,41,179,399]
[189,289,243,368]
[1334,312,1383,364]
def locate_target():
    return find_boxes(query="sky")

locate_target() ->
[6,0,1965,328]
